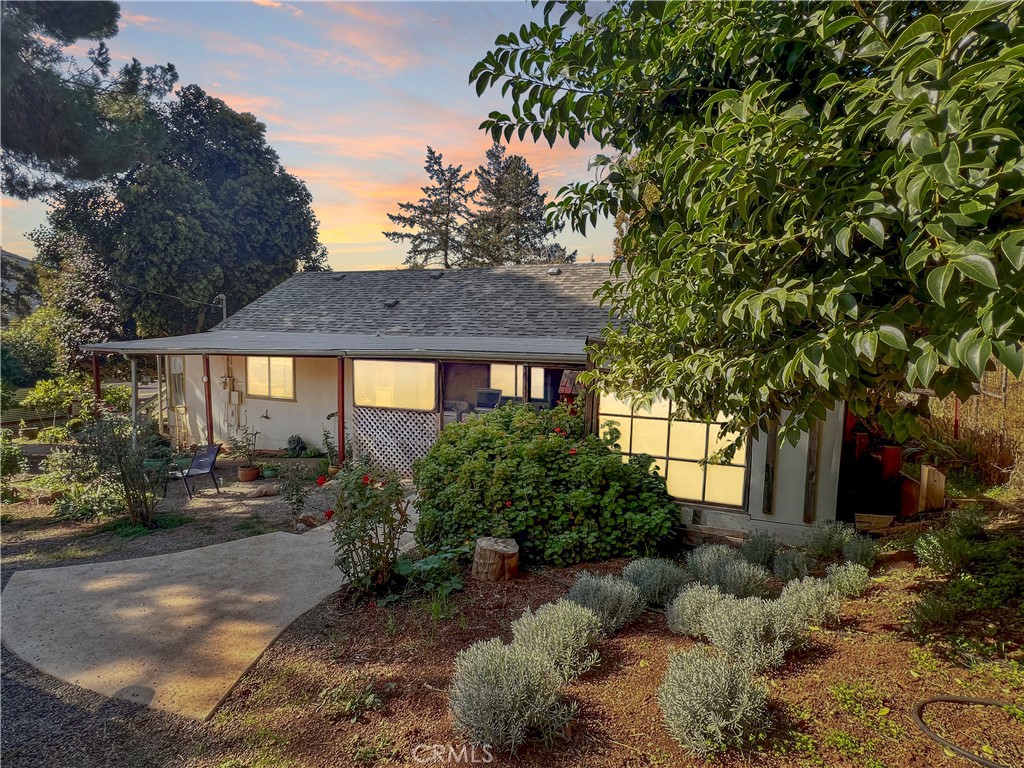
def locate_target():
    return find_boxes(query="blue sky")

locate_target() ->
[1,1,614,269]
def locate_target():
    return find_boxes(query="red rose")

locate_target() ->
[569,448,577,456]
[362,474,371,485]
[505,500,512,507]
[324,510,334,520]
[316,475,327,486]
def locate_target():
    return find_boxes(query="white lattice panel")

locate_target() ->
[352,407,438,478]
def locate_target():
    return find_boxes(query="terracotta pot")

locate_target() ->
[237,466,261,482]
[327,464,342,477]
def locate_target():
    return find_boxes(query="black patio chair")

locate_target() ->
[163,444,221,499]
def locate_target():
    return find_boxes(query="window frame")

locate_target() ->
[352,358,438,412]
[245,356,296,402]
[598,395,750,509]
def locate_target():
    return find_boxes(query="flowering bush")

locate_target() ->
[413,404,675,565]
[332,460,408,593]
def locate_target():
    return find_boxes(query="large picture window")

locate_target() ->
[354,360,436,411]
[246,357,295,400]
[598,393,747,507]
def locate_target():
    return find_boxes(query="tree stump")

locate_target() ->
[471,537,519,582]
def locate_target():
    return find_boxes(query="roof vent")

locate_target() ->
[430,271,445,280]
[384,299,400,308]
[547,267,562,276]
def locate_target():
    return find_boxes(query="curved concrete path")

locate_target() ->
[2,524,411,721]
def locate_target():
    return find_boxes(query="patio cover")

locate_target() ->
[81,330,593,366]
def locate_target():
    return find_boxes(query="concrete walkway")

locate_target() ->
[2,524,414,721]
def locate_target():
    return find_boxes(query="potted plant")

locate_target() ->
[261,462,281,478]
[229,425,260,482]
[323,424,342,476]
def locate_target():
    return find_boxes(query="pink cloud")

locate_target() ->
[120,12,160,28]
[252,0,304,18]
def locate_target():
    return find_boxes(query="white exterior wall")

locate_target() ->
[178,355,346,454]
[698,404,845,543]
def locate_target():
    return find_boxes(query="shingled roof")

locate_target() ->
[82,263,620,364]
[219,263,616,339]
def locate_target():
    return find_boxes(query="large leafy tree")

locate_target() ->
[1,0,177,198]
[466,142,576,264]
[32,85,329,336]
[472,1,1024,446]
[384,147,475,268]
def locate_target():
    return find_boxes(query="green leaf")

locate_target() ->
[963,338,992,379]
[926,142,961,187]
[994,342,1024,377]
[926,264,954,306]
[954,254,998,288]
[878,323,909,351]
[890,14,942,55]
[1001,230,1024,270]
[916,348,939,386]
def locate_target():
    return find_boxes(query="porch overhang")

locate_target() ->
[81,330,593,366]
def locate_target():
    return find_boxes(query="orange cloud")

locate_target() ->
[120,12,160,28]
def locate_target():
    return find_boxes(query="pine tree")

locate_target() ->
[465,142,573,265]
[383,148,474,268]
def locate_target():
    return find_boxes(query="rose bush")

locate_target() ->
[413,404,675,565]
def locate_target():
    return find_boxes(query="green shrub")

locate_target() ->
[286,434,306,458]
[38,426,70,444]
[825,563,871,598]
[700,597,798,672]
[1,429,27,480]
[914,530,974,575]
[623,557,690,606]
[804,521,856,561]
[773,549,812,581]
[565,571,644,633]
[511,600,602,684]
[395,545,470,600]
[948,504,986,539]
[658,647,768,758]
[740,531,777,569]
[40,446,100,486]
[101,385,133,413]
[332,461,408,593]
[708,559,773,598]
[449,639,574,751]
[687,543,739,583]
[842,533,880,569]
[909,593,958,633]
[317,672,390,722]
[778,577,841,630]
[413,404,675,565]
[666,583,731,637]
[53,482,124,520]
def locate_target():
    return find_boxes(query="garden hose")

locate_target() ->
[911,695,1017,768]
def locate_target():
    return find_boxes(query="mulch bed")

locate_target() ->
[190,559,1024,768]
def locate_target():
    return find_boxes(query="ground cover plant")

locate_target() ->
[622,557,690,606]
[414,403,675,565]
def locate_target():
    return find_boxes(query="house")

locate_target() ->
[83,263,845,541]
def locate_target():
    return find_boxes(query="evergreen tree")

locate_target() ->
[1,1,177,198]
[465,142,574,265]
[383,148,474,268]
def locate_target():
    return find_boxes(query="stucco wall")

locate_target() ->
[178,355,346,454]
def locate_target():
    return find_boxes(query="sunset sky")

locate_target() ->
[0,0,613,270]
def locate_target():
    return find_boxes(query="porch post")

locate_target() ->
[337,357,345,464]
[156,354,165,432]
[91,354,102,400]
[203,354,214,445]
[129,357,139,449]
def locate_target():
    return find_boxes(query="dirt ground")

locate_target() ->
[2,488,1022,768]
[0,467,337,589]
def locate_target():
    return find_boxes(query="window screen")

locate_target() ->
[353,360,436,411]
